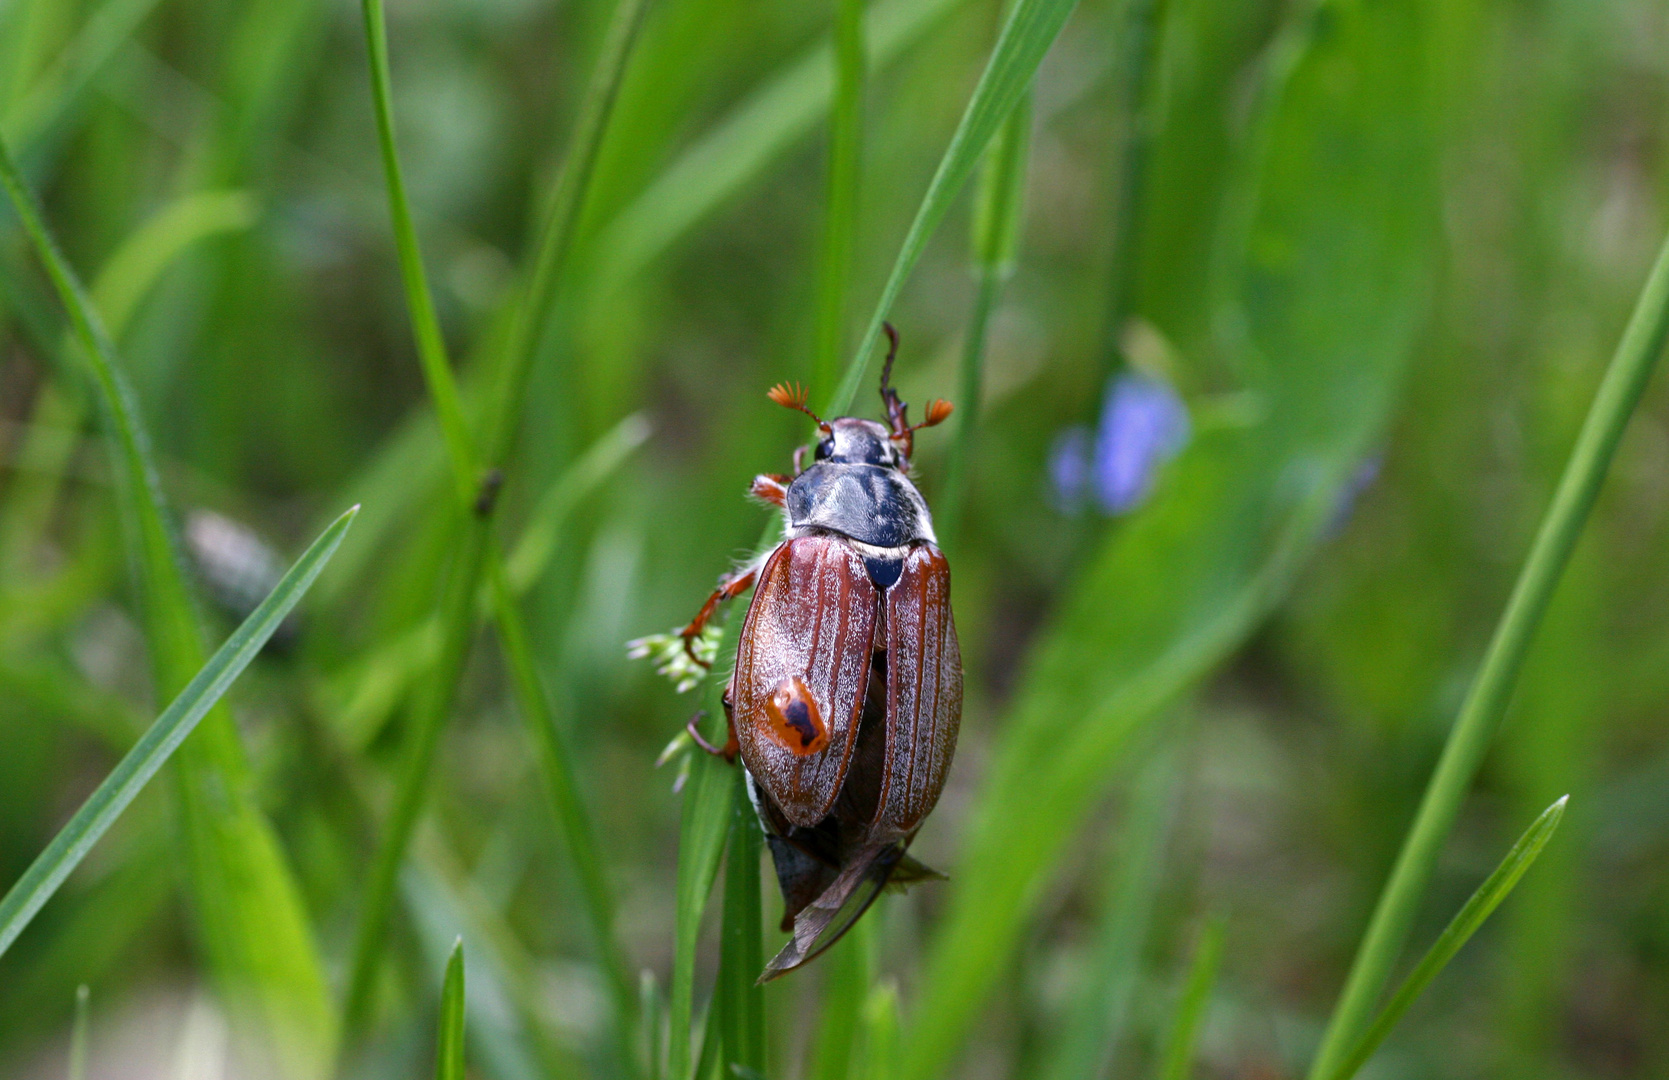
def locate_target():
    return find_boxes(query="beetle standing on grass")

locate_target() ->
[637,325,963,979]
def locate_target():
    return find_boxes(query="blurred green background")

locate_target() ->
[3,0,1669,1076]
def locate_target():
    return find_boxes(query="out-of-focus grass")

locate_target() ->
[4,0,1669,1077]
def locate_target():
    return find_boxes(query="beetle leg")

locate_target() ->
[793,444,810,475]
[751,473,791,507]
[686,691,739,762]
[679,566,758,666]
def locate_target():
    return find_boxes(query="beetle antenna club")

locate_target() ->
[767,381,832,434]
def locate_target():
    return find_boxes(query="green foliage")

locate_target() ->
[5,0,1669,1078]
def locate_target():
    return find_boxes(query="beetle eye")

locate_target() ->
[814,438,834,460]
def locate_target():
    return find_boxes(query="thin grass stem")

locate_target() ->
[1155,916,1224,1080]
[809,0,865,395]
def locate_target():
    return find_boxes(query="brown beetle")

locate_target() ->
[677,326,962,979]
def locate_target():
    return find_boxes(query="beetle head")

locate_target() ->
[813,417,902,467]
[767,323,952,469]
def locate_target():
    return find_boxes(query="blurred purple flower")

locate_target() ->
[1325,453,1384,537]
[1051,370,1190,515]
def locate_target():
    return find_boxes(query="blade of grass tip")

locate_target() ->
[0,507,358,959]
[0,128,337,1080]
[402,846,572,1080]
[342,0,650,1050]
[809,0,865,395]
[713,797,764,1077]
[810,911,876,1080]
[855,978,901,1080]
[1306,228,1669,1080]
[1155,917,1224,1080]
[824,0,1081,416]
[1041,740,1182,1080]
[341,508,491,1040]
[1322,797,1568,1080]
[68,984,89,1080]
[641,970,666,1080]
[939,89,1030,549]
[436,939,466,1080]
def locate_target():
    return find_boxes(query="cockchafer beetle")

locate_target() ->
[675,325,963,980]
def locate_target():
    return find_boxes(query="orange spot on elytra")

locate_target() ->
[764,677,829,755]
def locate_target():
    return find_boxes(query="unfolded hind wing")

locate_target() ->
[733,536,879,828]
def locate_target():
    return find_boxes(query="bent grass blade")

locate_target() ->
[1320,797,1567,1080]
[0,507,358,960]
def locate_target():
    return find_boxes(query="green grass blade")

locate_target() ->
[360,0,474,507]
[0,506,357,960]
[68,984,89,1080]
[809,0,865,394]
[1,126,338,1080]
[402,854,565,1080]
[488,554,636,1026]
[1155,917,1224,1080]
[342,517,491,1037]
[3,187,257,576]
[1305,226,1669,1079]
[825,0,1080,415]
[327,414,649,751]
[1322,797,1568,1080]
[436,940,466,1080]
[1041,742,1180,1080]
[939,90,1030,547]
[594,0,966,293]
[90,189,259,335]
[669,760,742,1080]
[712,797,764,1078]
